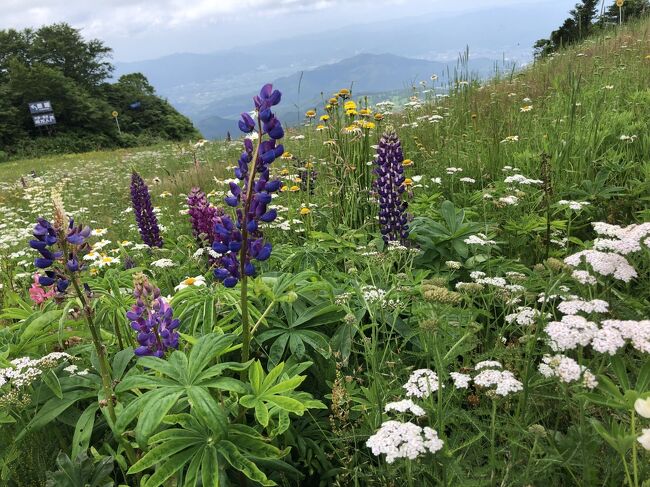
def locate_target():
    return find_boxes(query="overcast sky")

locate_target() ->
[1,0,577,62]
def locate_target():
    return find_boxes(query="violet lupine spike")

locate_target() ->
[187,187,223,244]
[30,216,91,293]
[375,130,409,244]
[130,171,163,248]
[127,273,180,357]
[212,84,284,288]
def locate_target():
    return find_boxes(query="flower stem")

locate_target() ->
[71,277,116,423]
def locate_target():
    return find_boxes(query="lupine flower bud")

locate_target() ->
[130,171,163,248]
[375,130,410,244]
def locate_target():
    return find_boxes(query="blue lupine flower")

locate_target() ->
[212,84,284,287]
[375,130,410,244]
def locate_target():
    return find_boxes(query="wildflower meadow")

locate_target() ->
[1,15,650,487]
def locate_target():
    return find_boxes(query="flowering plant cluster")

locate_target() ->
[375,130,409,244]
[31,214,91,294]
[212,84,284,288]
[130,170,163,248]
[187,186,222,244]
[127,273,180,357]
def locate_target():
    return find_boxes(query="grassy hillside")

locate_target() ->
[0,17,649,487]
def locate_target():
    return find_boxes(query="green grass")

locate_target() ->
[0,17,649,487]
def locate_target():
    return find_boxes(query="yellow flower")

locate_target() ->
[374,113,384,121]
[281,152,293,159]
[280,168,289,175]
[320,114,330,122]
[343,100,357,111]
[471,113,478,120]
[305,109,316,118]
[403,178,413,186]
[359,108,372,117]
[325,104,331,110]
[329,97,339,105]
[338,88,351,99]
[289,185,300,192]
[89,268,99,276]
[346,109,357,116]
[359,121,375,130]
[294,177,302,183]
[520,105,533,112]
[299,207,311,215]
[316,124,326,131]
[403,159,413,166]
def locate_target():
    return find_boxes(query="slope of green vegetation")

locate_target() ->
[0,14,649,487]
[0,23,200,161]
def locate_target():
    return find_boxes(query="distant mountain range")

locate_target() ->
[113,2,566,138]
[189,53,503,139]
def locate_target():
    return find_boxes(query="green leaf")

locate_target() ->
[249,361,264,393]
[265,375,305,396]
[135,389,184,447]
[42,369,63,399]
[19,309,63,344]
[17,390,96,441]
[188,334,235,383]
[143,447,197,487]
[219,441,275,486]
[112,347,134,380]
[72,404,98,460]
[266,395,306,414]
[129,438,199,474]
[255,401,269,427]
[262,362,285,391]
[201,446,220,487]
[186,387,228,436]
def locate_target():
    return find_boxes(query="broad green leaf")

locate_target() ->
[129,438,200,474]
[135,389,184,447]
[201,446,220,487]
[143,447,197,487]
[17,390,96,441]
[42,369,63,399]
[266,395,305,414]
[219,440,275,486]
[72,404,98,460]
[255,401,269,427]
[186,387,228,436]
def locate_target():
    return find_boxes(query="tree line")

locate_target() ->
[0,23,200,160]
[534,0,650,57]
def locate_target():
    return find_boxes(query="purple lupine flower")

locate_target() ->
[187,187,223,244]
[212,84,284,288]
[30,217,91,293]
[127,273,180,357]
[130,171,163,248]
[375,130,409,244]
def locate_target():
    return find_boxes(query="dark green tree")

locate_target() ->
[604,0,650,23]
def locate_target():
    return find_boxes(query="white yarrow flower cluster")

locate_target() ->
[384,399,426,417]
[464,234,496,246]
[538,354,598,389]
[503,174,543,185]
[592,320,650,355]
[366,421,444,463]
[564,250,637,282]
[403,369,442,398]
[506,306,550,326]
[473,368,523,396]
[557,298,609,315]
[545,315,598,351]
[592,222,650,255]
